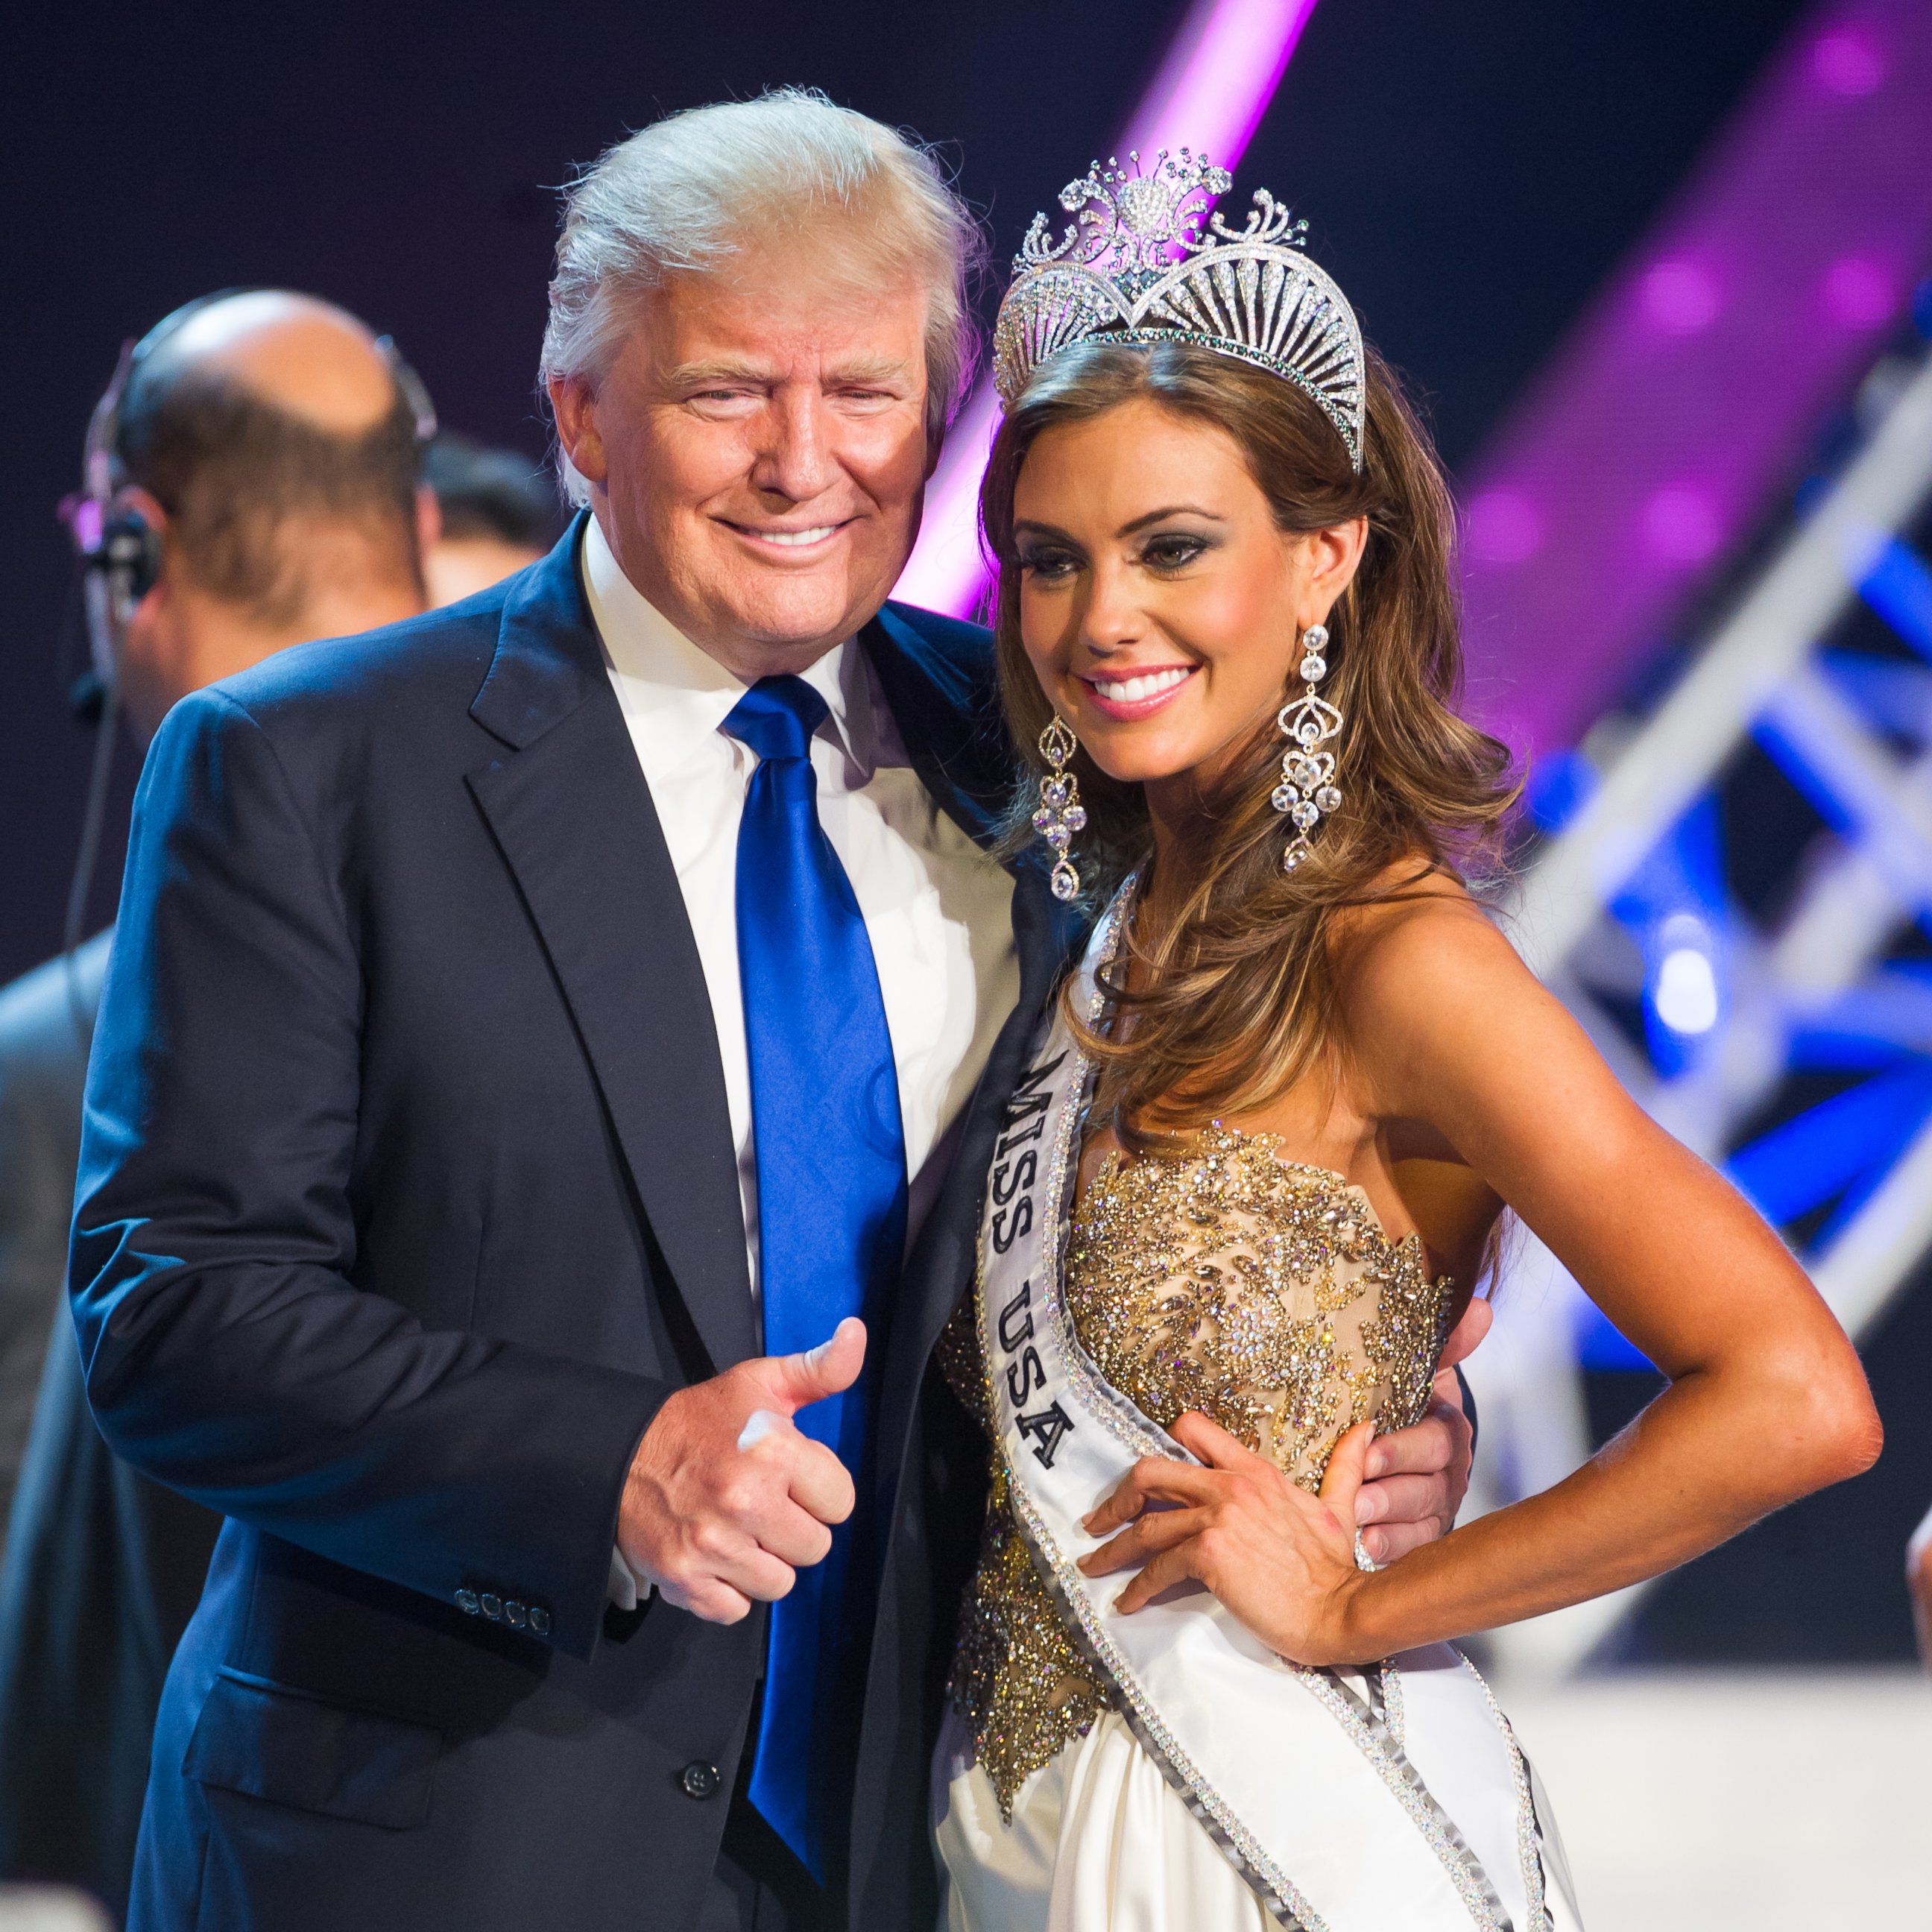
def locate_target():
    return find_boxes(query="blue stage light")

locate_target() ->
[1860,538,1932,659]
[1728,1060,1932,1225]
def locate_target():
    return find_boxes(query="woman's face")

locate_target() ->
[1011,397,1365,807]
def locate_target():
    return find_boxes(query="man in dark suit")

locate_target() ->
[75,94,1474,1932]
[0,288,434,1919]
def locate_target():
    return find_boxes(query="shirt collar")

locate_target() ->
[581,514,900,777]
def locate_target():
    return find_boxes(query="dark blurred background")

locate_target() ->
[0,0,1811,985]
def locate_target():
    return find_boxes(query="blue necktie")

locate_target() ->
[724,676,908,1881]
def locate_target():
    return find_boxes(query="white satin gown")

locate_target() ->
[931,1125,1581,1931]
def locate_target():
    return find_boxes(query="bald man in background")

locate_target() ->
[0,289,430,1921]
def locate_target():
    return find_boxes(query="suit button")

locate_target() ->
[681,1761,722,1801]
[455,1589,481,1615]
[479,1594,505,1621]
[504,1600,528,1629]
[528,1606,552,1637]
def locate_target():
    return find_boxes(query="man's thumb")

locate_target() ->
[1437,1292,1494,1374]
[768,1316,867,1412]
[1319,1419,1374,1528]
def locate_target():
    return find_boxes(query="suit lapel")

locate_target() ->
[465,522,756,1375]
[872,855,1081,1490]
[860,605,1012,850]
[461,562,1080,1387]
[856,601,1092,1466]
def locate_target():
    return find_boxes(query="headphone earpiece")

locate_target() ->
[63,496,162,724]
[97,502,162,604]
[62,294,242,716]
[60,297,435,730]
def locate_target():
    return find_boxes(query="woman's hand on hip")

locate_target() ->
[1077,1410,1377,1667]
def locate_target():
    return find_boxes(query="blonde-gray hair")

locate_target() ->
[540,89,982,488]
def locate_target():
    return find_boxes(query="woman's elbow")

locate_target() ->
[1774,1345,1882,1493]
[1823,1382,1884,1485]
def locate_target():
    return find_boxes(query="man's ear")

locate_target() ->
[116,484,169,554]
[111,485,173,626]
[923,397,946,482]
[114,495,182,752]
[548,376,607,487]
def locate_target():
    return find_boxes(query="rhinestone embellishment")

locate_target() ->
[1034,715,1087,901]
[1273,623,1342,872]
[993,149,1366,470]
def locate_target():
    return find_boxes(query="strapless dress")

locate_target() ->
[932,1123,1579,1931]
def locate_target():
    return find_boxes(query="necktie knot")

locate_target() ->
[724,676,829,765]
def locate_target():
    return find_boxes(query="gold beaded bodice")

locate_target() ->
[943,1123,1455,1816]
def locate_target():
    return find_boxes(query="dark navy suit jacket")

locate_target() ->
[71,520,1079,1931]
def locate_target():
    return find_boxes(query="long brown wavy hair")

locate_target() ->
[981,338,1518,1143]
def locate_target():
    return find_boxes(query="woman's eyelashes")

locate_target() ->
[1138,530,1212,573]
[1017,543,1083,582]
[1017,531,1213,581]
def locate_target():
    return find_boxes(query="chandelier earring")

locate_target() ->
[1272,622,1344,873]
[1032,715,1087,903]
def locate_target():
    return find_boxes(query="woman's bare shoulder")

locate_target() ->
[1327,861,1538,1056]
[1330,859,1510,967]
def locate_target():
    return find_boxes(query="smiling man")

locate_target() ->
[552,275,935,676]
[74,90,1476,1932]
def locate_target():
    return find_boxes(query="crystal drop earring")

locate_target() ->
[1032,715,1087,903]
[1271,622,1344,873]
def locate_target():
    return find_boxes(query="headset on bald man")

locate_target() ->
[51,293,437,1040]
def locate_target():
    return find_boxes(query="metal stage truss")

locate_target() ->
[1492,326,1932,1673]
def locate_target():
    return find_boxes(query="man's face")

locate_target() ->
[551,250,934,678]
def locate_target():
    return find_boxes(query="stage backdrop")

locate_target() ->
[0,0,1805,982]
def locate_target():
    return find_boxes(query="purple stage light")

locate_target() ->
[1812,23,1887,94]
[1640,258,1725,336]
[1641,484,1725,566]
[1467,487,1546,568]
[893,0,1323,617]
[1459,0,1932,765]
[1821,253,1900,329]
[1117,0,1318,170]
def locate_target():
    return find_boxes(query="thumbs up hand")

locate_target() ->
[617,1318,867,1626]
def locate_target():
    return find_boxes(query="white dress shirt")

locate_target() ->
[581,515,1020,1316]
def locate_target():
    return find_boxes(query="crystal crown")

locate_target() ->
[992,150,1365,470]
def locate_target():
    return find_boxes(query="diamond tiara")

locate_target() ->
[991,150,1366,470]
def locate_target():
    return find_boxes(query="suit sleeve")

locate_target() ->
[70,688,667,1660]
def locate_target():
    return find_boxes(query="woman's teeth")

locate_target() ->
[1090,668,1192,703]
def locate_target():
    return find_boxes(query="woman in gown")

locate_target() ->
[930,152,1881,1932]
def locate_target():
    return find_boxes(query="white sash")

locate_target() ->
[973,886,1562,1932]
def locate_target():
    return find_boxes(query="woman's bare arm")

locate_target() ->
[1082,890,1881,1661]
[1330,893,1878,1652]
